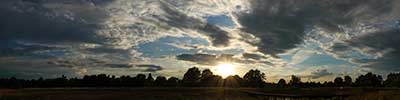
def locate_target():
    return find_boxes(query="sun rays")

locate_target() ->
[213,63,236,78]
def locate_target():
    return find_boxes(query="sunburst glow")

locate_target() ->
[213,63,236,78]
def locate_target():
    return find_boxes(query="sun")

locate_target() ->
[213,63,236,78]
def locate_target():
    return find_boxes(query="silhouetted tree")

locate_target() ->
[243,69,266,87]
[135,74,147,86]
[277,79,286,88]
[334,77,344,87]
[182,67,201,87]
[201,69,214,79]
[1,68,399,88]
[199,69,224,87]
[166,77,180,87]
[344,75,352,86]
[224,75,243,87]
[200,69,214,86]
[210,75,223,87]
[145,73,154,86]
[9,77,22,89]
[384,73,400,87]
[289,75,301,87]
[155,76,167,86]
[355,72,383,87]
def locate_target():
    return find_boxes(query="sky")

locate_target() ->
[1,0,400,82]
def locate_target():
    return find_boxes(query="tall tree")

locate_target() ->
[243,69,266,87]
[355,72,383,87]
[277,79,286,88]
[289,75,301,87]
[182,67,201,87]
[224,75,243,87]
[384,73,400,87]
[334,77,344,87]
[201,69,214,80]
[344,75,352,86]
[155,76,167,86]
[166,77,180,87]
[200,69,217,87]
[135,74,146,86]
[145,73,154,86]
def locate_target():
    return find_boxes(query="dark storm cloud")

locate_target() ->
[0,57,77,79]
[105,63,163,72]
[106,63,134,68]
[176,53,219,65]
[201,24,231,47]
[307,69,333,79]
[0,42,62,58]
[136,64,163,72]
[349,29,400,52]
[242,53,267,60]
[344,29,400,71]
[47,60,77,68]
[158,2,231,47]
[0,0,110,43]
[237,0,398,57]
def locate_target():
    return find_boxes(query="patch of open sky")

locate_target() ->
[137,36,208,58]
[205,15,236,28]
[199,48,244,55]
[138,35,245,58]
[297,54,351,67]
[391,20,400,29]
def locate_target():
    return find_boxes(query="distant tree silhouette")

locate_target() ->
[166,77,180,87]
[209,75,223,87]
[201,69,214,79]
[1,67,400,89]
[199,69,224,87]
[200,69,213,86]
[224,75,243,87]
[384,73,400,87]
[334,77,344,87]
[289,75,301,87]
[145,73,154,86]
[155,76,167,86]
[277,79,286,88]
[136,74,147,86]
[243,69,266,87]
[182,67,201,87]
[355,72,383,87]
[344,75,352,86]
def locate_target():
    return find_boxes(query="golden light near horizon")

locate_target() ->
[213,63,236,78]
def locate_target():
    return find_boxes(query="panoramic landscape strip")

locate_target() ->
[1,67,399,88]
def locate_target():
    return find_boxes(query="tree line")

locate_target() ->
[0,67,399,88]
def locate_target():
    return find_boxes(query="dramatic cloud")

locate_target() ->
[136,64,164,72]
[106,63,134,68]
[156,2,232,47]
[0,0,108,43]
[176,53,273,66]
[235,0,400,57]
[106,64,164,72]
[307,68,334,79]
[1,0,400,81]
[176,53,243,65]
[334,29,400,71]
[242,53,267,60]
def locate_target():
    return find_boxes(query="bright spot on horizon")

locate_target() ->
[213,63,236,78]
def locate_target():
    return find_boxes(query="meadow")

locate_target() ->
[1,88,399,100]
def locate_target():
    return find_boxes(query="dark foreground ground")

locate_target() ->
[0,88,399,100]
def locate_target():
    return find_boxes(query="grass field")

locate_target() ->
[1,88,399,100]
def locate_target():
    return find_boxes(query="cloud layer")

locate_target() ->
[1,0,400,80]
